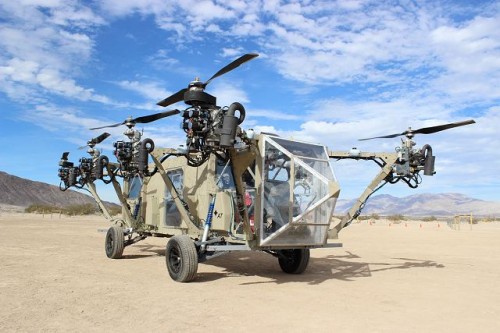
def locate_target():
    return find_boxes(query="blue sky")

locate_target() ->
[0,0,499,203]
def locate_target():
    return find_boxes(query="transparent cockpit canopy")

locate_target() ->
[260,136,338,247]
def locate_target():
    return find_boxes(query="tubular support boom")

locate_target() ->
[328,151,399,238]
[110,177,135,228]
[86,181,112,220]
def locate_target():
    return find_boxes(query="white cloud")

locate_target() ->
[115,80,172,101]
[246,108,300,121]
[2,0,499,202]
[99,0,167,17]
[221,47,245,58]
[429,14,500,101]
[209,81,250,106]
[96,0,498,111]
[23,104,106,133]
[0,1,106,103]
[48,2,105,27]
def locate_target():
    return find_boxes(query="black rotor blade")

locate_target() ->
[90,121,125,130]
[359,119,476,141]
[203,53,259,88]
[79,132,111,149]
[61,152,69,160]
[133,109,180,124]
[412,119,476,135]
[90,132,111,145]
[156,88,187,107]
[359,132,403,141]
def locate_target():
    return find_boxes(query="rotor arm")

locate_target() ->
[328,145,439,237]
[86,182,113,220]
[328,152,399,238]
[328,150,394,167]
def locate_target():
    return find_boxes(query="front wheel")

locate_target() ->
[105,225,124,259]
[278,249,310,274]
[165,235,198,282]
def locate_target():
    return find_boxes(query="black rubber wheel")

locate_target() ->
[105,225,124,259]
[165,235,198,282]
[278,249,310,274]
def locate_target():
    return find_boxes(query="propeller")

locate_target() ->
[79,132,111,149]
[157,53,259,107]
[359,119,476,141]
[89,109,180,130]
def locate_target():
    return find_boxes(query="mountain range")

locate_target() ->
[335,193,500,217]
[0,171,109,209]
[1,171,499,216]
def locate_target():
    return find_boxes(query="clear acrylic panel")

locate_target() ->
[260,136,338,247]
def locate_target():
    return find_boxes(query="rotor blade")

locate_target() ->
[90,121,125,130]
[156,88,187,107]
[412,119,476,135]
[359,133,403,141]
[203,53,259,87]
[359,119,476,141]
[61,152,69,160]
[90,132,111,145]
[79,132,111,149]
[133,109,180,124]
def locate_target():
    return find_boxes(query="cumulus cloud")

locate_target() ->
[0,1,106,103]
[115,80,172,101]
[95,0,499,107]
[1,0,499,200]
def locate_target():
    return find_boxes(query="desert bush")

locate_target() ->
[25,203,120,216]
[422,216,437,222]
[25,204,61,214]
[107,205,122,216]
[64,203,97,216]
[357,213,380,220]
[483,216,500,222]
[388,214,405,222]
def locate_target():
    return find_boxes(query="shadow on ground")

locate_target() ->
[118,243,444,284]
[121,244,165,259]
[197,250,445,285]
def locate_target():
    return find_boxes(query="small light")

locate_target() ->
[349,147,361,157]
[246,129,255,140]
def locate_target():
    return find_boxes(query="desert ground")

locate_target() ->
[1,213,499,332]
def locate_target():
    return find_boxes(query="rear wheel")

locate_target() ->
[278,249,310,274]
[105,225,124,259]
[165,235,198,282]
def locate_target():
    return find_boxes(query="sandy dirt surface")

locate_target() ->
[1,213,499,332]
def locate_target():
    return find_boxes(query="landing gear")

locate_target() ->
[277,249,310,274]
[165,235,199,282]
[105,225,124,259]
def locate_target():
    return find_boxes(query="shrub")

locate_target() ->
[25,203,100,216]
[388,214,405,222]
[25,204,61,214]
[422,216,437,222]
[107,205,122,216]
[64,203,98,216]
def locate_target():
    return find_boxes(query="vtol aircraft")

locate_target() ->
[58,54,475,282]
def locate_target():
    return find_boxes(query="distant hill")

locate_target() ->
[335,193,500,217]
[0,171,114,208]
[2,171,499,217]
